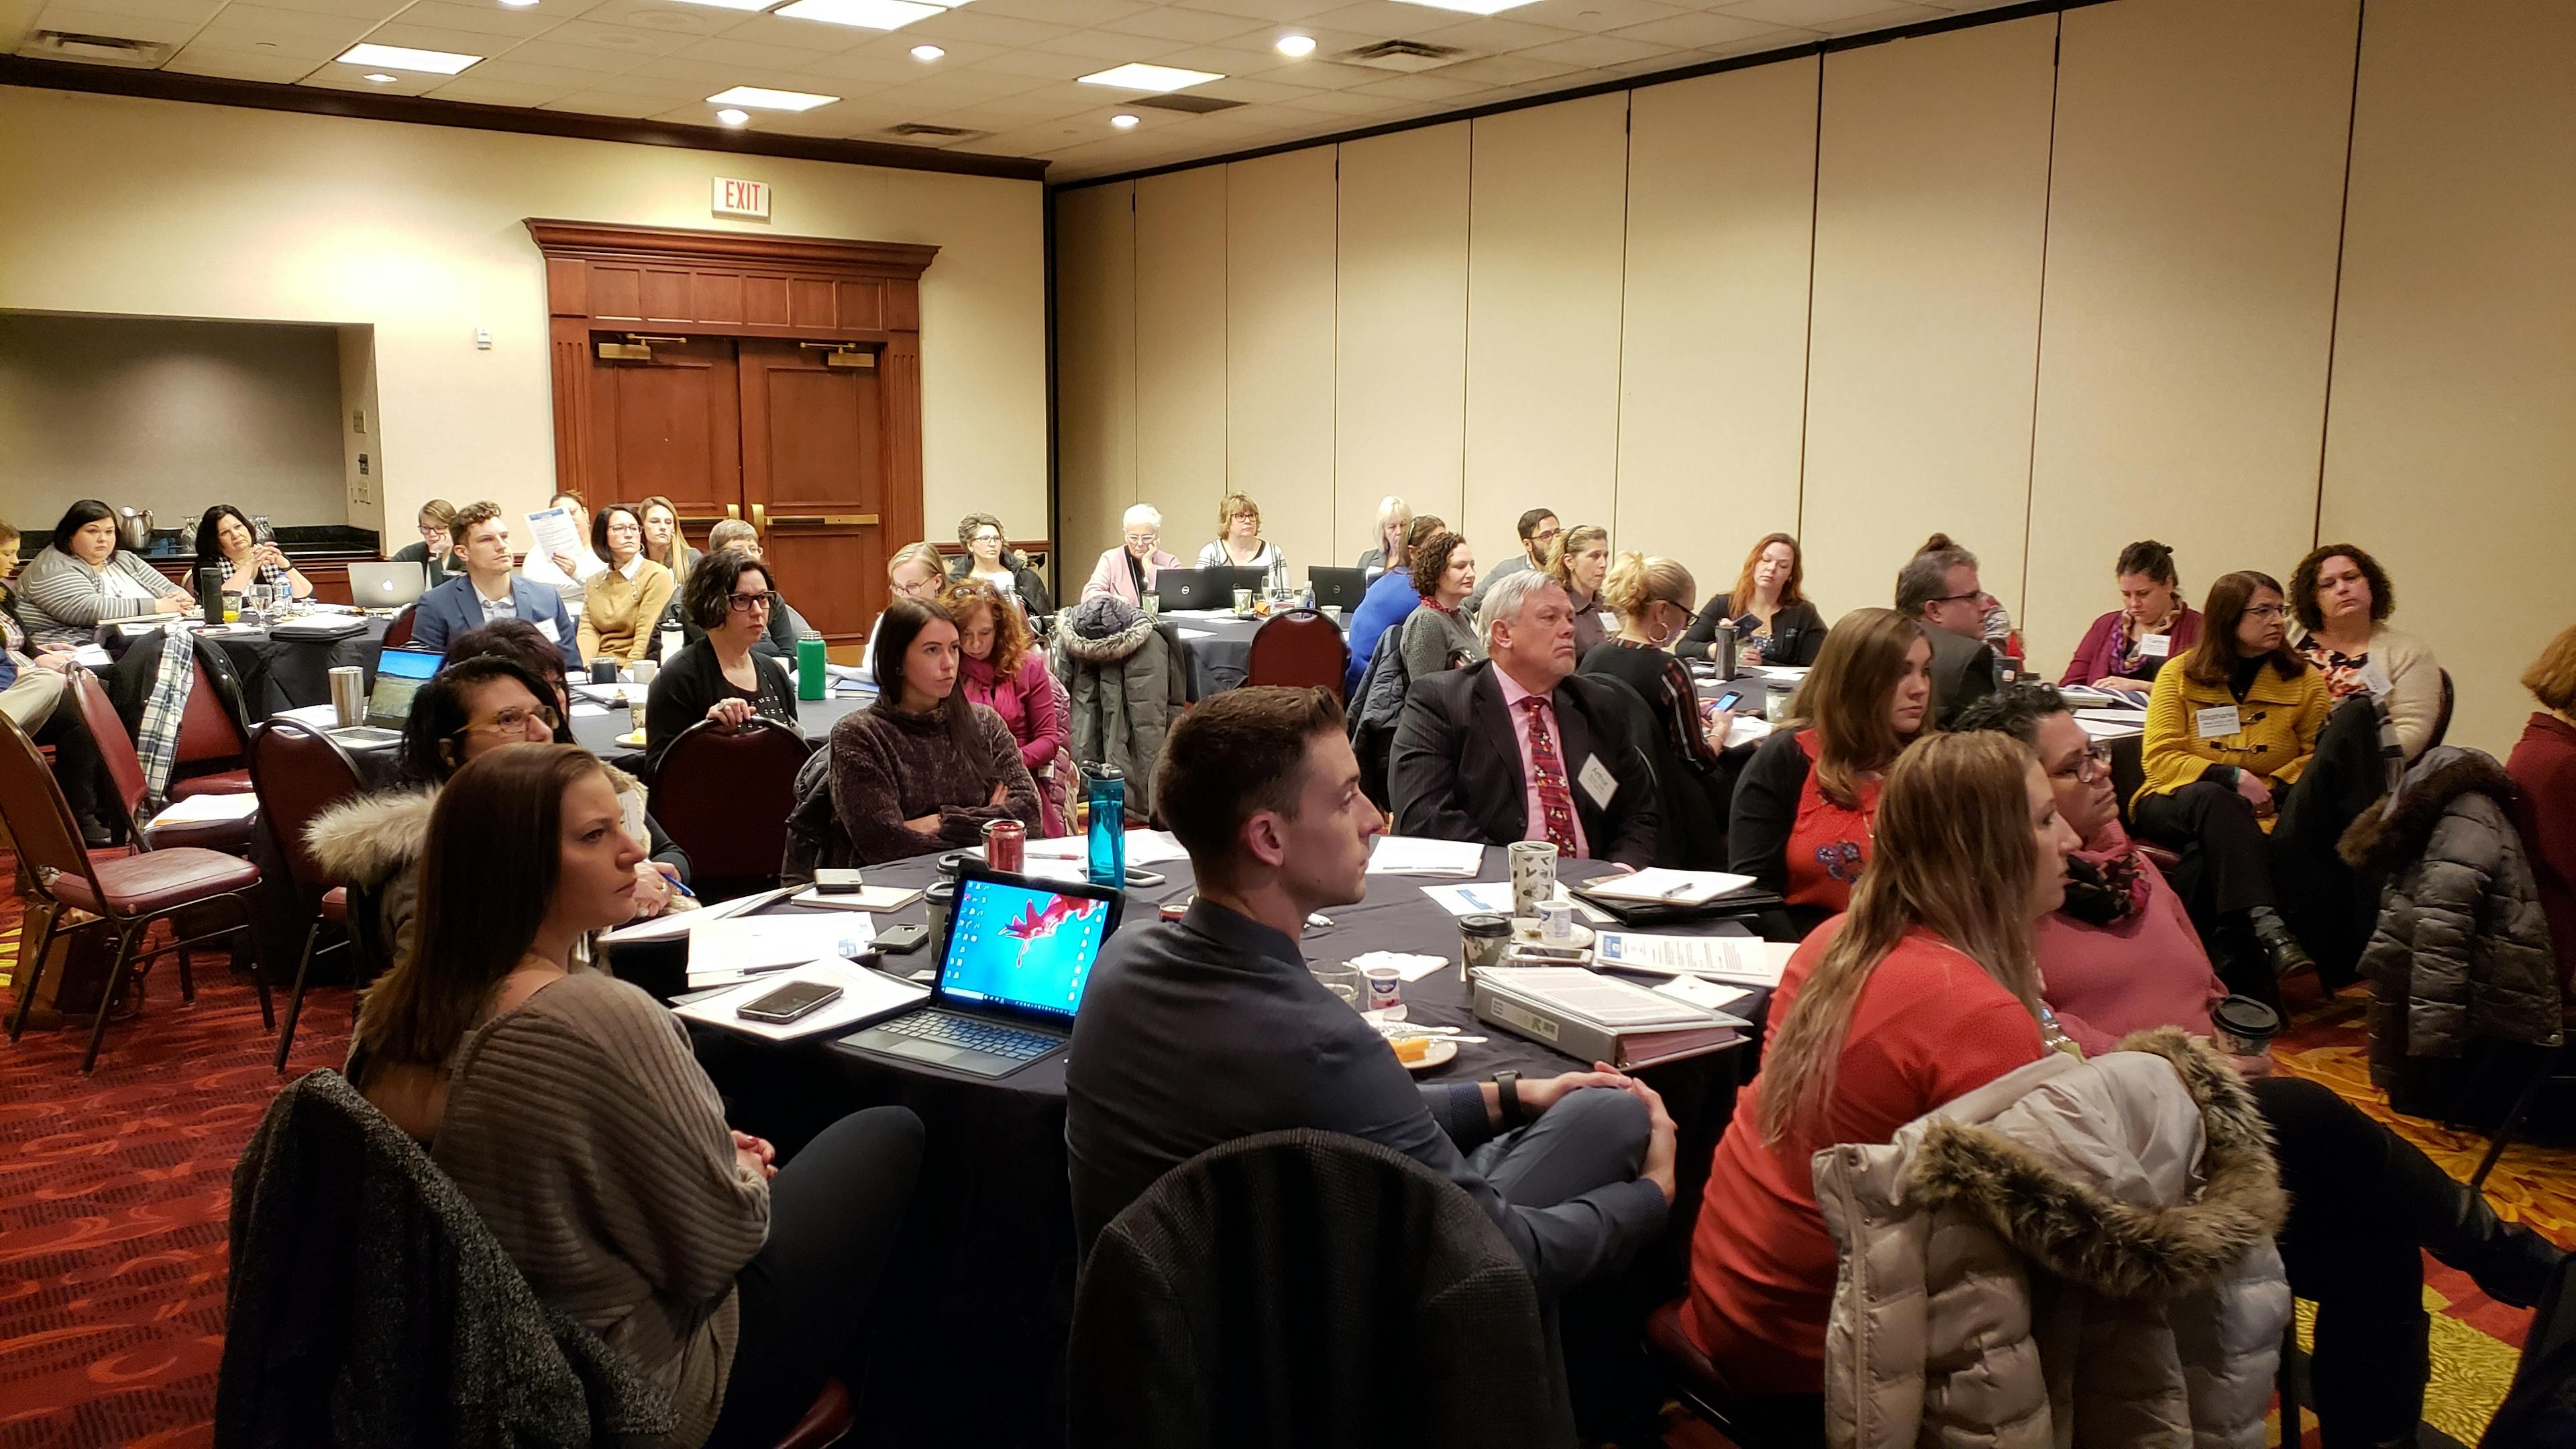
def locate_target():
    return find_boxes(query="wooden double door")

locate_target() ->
[585,335,891,645]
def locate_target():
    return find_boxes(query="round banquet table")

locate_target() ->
[202,615,391,715]
[1152,608,1351,699]
[566,691,868,769]
[630,845,1770,1449]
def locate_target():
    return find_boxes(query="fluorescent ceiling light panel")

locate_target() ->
[336,42,482,73]
[706,84,839,110]
[1391,0,1540,13]
[773,0,943,28]
[1077,62,1222,92]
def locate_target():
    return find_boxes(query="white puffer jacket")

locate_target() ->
[1813,1028,2290,1449]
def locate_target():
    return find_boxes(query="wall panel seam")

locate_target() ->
[1795,55,1824,545]
[2016,11,2064,624]
[2311,0,2370,551]
[1610,91,1633,541]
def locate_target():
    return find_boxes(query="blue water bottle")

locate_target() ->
[1085,765,1126,889]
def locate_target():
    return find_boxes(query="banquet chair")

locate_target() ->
[0,712,262,1073]
[1642,1301,1804,1449]
[1245,608,1350,701]
[249,718,375,1072]
[651,716,813,901]
[381,602,418,651]
[168,665,256,800]
[66,668,258,857]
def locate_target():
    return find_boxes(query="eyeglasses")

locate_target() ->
[971,531,1002,545]
[728,590,779,613]
[462,703,560,737]
[1124,532,1159,546]
[607,522,641,538]
[2053,742,2114,784]
[1528,527,1563,544]
[1931,590,1984,605]
[2245,604,2290,619]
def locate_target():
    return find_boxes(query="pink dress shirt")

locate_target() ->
[1495,667,1590,859]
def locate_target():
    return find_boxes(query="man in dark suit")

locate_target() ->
[1065,686,1676,1303]
[1895,540,1997,726]
[408,500,580,670]
[1388,571,1660,868]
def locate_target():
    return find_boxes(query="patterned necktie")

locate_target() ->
[1519,696,1581,857]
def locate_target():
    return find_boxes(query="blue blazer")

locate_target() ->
[409,574,580,669]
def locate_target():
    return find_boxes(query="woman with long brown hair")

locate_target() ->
[828,595,1041,864]
[943,576,1067,835]
[346,743,922,1449]
[1685,731,2077,1437]
[1679,531,1830,667]
[1727,608,1932,935]
[2131,570,2332,991]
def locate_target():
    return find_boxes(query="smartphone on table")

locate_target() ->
[737,979,843,1024]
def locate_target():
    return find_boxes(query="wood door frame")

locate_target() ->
[527,218,936,553]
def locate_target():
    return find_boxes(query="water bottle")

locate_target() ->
[1715,621,1739,682]
[796,631,826,701]
[1085,765,1126,889]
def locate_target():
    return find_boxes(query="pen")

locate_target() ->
[665,875,696,899]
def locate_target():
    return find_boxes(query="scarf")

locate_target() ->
[2059,819,2151,927]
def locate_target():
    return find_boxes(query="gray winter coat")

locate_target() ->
[1055,598,1188,821]
[2341,746,2563,1077]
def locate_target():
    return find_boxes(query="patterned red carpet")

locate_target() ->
[1,860,2566,1448]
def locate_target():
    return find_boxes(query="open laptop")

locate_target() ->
[1152,568,1228,612]
[347,560,431,610]
[1307,566,1368,611]
[840,867,1124,1078]
[329,645,442,746]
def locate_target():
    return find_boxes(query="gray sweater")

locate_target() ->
[434,973,769,1448]
[1399,602,1484,682]
[17,545,187,650]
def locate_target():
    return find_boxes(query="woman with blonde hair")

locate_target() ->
[1356,495,1411,576]
[1542,523,1612,657]
[1684,731,2078,1438]
[1728,608,1933,935]
[853,541,952,687]
[943,576,1068,836]
[637,494,701,590]
[1580,553,1735,869]
[1196,492,1285,574]
[1680,532,1829,667]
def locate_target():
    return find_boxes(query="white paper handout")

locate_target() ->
[1419,881,1517,917]
[602,885,794,945]
[1592,931,1792,989]
[1578,868,1756,906]
[1652,975,1757,1020]
[688,914,875,985]
[1022,830,1192,868]
[672,957,928,1042]
[1367,836,1485,877]
[518,506,604,591]
[1723,715,1773,749]
[1348,950,1450,983]
[148,792,262,828]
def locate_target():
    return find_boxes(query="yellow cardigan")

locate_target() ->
[2134,657,2332,827]
[577,558,677,664]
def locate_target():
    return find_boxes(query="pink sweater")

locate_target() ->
[2034,820,2228,1055]
[963,649,1067,836]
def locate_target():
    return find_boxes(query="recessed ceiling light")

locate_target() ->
[498,0,539,8]
[1078,62,1223,93]
[363,71,396,82]
[716,107,749,125]
[337,42,482,74]
[910,43,943,60]
[1275,34,1316,57]
[706,85,839,111]
[773,0,942,29]
[1110,113,1138,129]
[1392,0,1540,12]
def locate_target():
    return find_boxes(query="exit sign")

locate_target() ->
[712,177,771,220]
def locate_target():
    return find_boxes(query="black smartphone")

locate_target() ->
[877,922,932,955]
[737,979,843,1024]
[1709,690,1745,714]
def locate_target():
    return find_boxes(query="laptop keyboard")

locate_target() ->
[879,1011,1059,1061]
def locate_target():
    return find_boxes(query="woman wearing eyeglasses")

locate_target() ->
[307,655,692,966]
[1080,504,1181,607]
[2131,571,2331,994]
[577,504,677,667]
[1583,553,1735,870]
[390,498,464,585]
[949,512,1054,616]
[644,551,800,773]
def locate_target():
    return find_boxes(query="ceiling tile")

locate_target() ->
[387,1,562,39]
[210,0,398,19]
[34,6,205,42]
[1107,5,1265,43]
[571,0,733,36]
[195,3,372,44]
[1401,13,1580,52]
[789,46,928,80]
[897,8,1071,47]
[1607,8,1794,48]
[1424,49,1577,85]
[1809,1,1943,34]
[498,35,653,68]
[1715,0,1891,25]
[1020,28,1185,62]
[1191,73,1322,103]
[160,44,314,76]
[1348,69,1481,99]
[564,62,711,94]
[914,91,1086,123]
[669,33,826,67]
[621,50,755,80]
[429,76,578,102]
[1513,30,1672,66]
[359,21,517,54]
[447,54,611,83]
[1179,0,1347,19]
[1299,1,1458,38]
[965,46,1096,79]
[1507,0,1688,32]
[538,16,697,55]
[50,0,223,23]
[537,89,669,114]
[967,0,1147,23]
[710,12,879,48]
[1273,85,1407,114]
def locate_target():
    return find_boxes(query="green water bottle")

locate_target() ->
[796,632,826,701]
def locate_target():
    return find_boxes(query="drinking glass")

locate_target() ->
[1309,964,1362,1011]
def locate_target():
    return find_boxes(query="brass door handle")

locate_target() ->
[765,514,879,527]
[751,503,765,530]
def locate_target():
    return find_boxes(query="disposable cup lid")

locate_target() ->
[2211,996,2280,1038]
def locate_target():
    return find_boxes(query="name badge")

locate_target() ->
[2138,633,2171,659]
[535,617,561,643]
[2194,704,2241,739]
[1576,754,1618,810]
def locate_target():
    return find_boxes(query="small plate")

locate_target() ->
[1389,1035,1458,1073]
[1511,919,1594,949]
[616,730,647,747]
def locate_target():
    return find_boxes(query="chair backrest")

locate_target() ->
[651,717,813,890]
[174,667,250,771]
[0,713,103,903]
[67,667,152,839]
[2429,669,2457,753]
[249,719,372,894]
[1068,1129,1568,1449]
[1246,610,1350,700]
[382,604,418,651]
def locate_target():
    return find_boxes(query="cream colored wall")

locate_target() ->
[0,87,1045,565]
[1052,0,2575,755]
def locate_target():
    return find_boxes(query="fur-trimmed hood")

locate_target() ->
[1060,596,1155,663]
[2338,745,2519,873]
[1903,1028,2286,1300]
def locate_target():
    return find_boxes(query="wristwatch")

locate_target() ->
[1494,1070,1525,1128]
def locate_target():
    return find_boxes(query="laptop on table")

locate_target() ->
[329,645,441,747]
[347,560,431,609]
[841,867,1124,1079]
[1307,566,1368,611]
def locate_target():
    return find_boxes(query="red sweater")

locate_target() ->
[2508,712,2576,1000]
[1684,922,2045,1392]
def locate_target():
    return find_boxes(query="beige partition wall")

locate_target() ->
[1134,168,1230,558]
[1226,148,1340,577]
[1462,93,1630,574]
[1053,182,1136,577]
[1336,123,1471,568]
[1799,16,2058,625]
[2022,0,2357,682]
[1616,59,1820,598]
[2320,0,2576,757]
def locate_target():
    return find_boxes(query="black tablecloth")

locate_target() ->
[634,845,1769,1449]
[203,616,391,715]
[566,692,867,770]
[1157,610,1351,699]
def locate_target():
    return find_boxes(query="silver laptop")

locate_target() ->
[839,867,1123,1079]
[347,560,430,609]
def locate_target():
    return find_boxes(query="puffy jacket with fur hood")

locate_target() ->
[1054,598,1188,822]
[1813,1029,2290,1449]
[2340,745,2562,1085]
